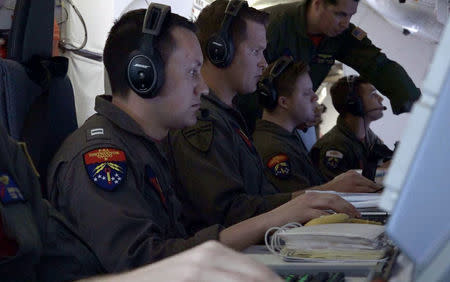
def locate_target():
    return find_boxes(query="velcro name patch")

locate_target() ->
[352,27,367,41]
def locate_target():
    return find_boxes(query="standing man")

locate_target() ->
[238,0,421,132]
[310,75,393,180]
[168,0,368,234]
[47,4,358,273]
[253,57,380,193]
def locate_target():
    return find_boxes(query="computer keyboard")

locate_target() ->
[281,272,345,282]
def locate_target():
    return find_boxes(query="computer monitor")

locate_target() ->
[379,19,450,282]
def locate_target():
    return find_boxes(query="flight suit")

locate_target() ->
[0,126,103,282]
[47,95,222,273]
[237,0,421,133]
[310,115,386,181]
[168,92,291,234]
[253,120,325,193]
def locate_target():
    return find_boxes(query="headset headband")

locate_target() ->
[220,0,248,33]
[346,75,357,95]
[267,56,294,83]
[140,3,171,54]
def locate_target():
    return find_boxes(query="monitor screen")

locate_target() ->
[379,18,450,281]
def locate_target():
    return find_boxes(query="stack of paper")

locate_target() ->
[278,223,388,262]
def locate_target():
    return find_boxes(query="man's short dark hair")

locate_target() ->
[196,0,269,60]
[261,60,309,112]
[103,9,197,97]
[330,75,369,115]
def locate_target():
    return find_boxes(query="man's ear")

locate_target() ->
[278,96,289,110]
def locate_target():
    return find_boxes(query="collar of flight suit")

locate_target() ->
[201,90,250,134]
[255,119,294,138]
[336,115,377,148]
[256,119,308,152]
[94,95,152,140]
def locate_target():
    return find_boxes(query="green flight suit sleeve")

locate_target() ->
[337,25,421,114]
[169,122,291,228]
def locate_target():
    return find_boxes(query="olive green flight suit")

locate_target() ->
[168,92,291,234]
[310,115,386,181]
[47,95,222,273]
[253,120,325,193]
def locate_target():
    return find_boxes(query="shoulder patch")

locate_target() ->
[352,26,367,41]
[182,121,213,152]
[267,153,291,179]
[325,150,344,169]
[0,172,25,204]
[83,148,127,191]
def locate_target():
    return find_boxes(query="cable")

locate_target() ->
[264,222,302,256]
[58,0,88,52]
[57,6,69,25]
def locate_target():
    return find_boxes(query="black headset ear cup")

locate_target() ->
[257,79,278,110]
[127,50,164,98]
[206,0,247,68]
[127,50,165,99]
[347,97,364,116]
[206,34,233,68]
[126,3,170,99]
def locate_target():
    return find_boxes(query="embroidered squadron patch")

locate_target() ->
[267,154,291,179]
[352,27,367,41]
[325,150,344,169]
[145,165,167,209]
[0,172,25,204]
[84,148,127,191]
[182,120,213,152]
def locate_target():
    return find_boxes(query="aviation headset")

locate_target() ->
[206,0,248,68]
[344,75,365,116]
[126,3,171,98]
[256,56,294,110]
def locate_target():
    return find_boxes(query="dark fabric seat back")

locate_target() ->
[1,0,78,195]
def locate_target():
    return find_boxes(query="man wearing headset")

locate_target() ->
[310,76,393,181]
[252,57,381,193]
[47,4,358,273]
[237,0,421,133]
[0,126,278,281]
[168,0,375,235]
